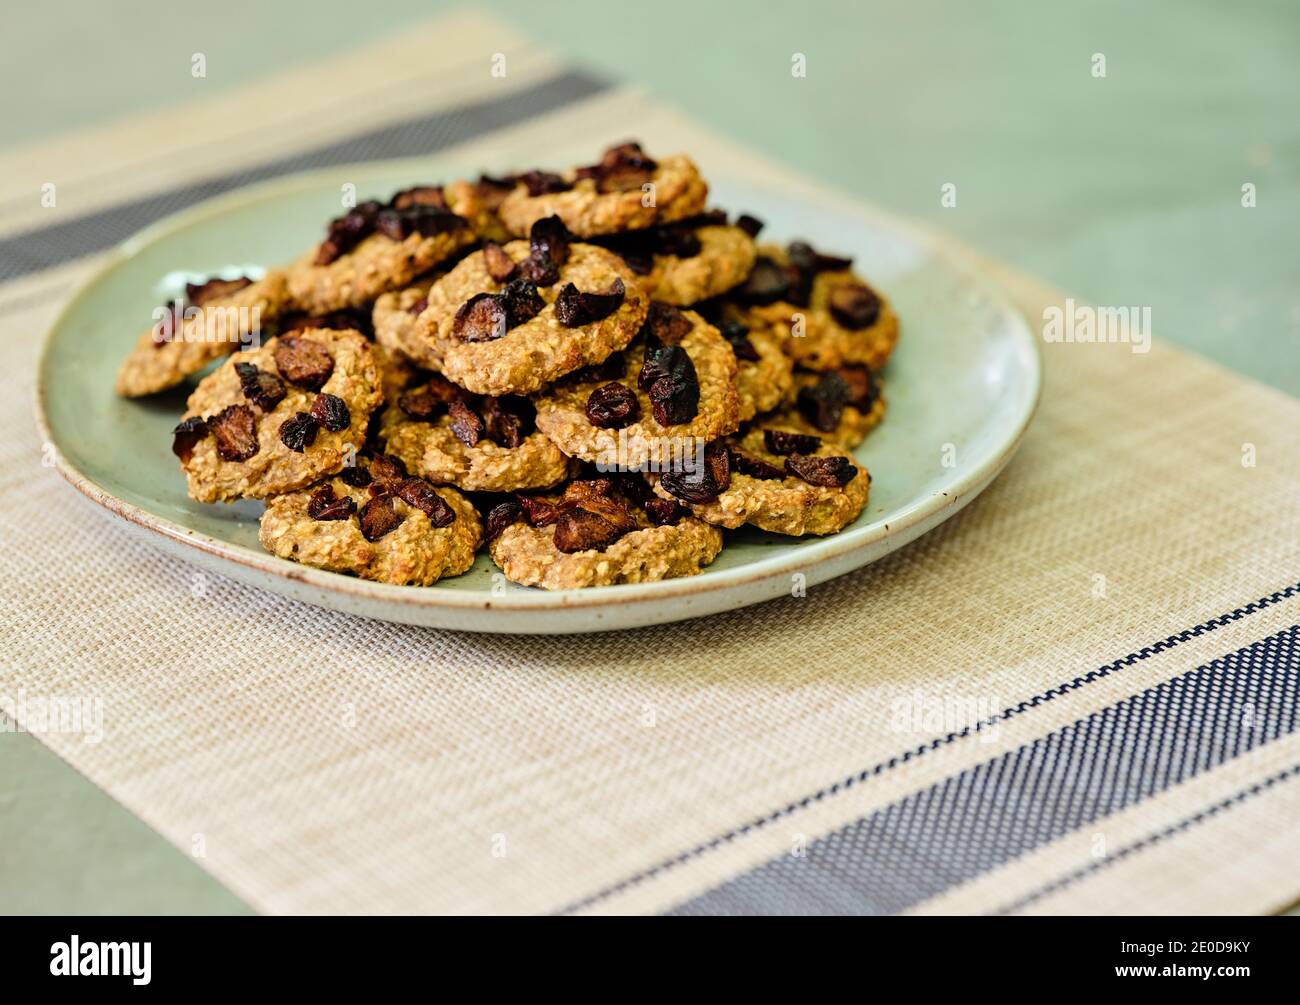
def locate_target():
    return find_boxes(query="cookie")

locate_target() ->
[650,427,869,537]
[593,212,757,305]
[372,275,443,370]
[417,221,647,396]
[115,272,290,398]
[284,198,475,314]
[710,317,793,423]
[498,142,708,238]
[485,476,723,590]
[772,365,886,449]
[729,242,899,372]
[172,327,382,503]
[532,302,740,470]
[259,454,481,586]
[443,176,515,243]
[379,373,571,493]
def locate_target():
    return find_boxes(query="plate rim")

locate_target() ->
[34,159,1043,616]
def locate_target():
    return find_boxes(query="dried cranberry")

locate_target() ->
[482,242,517,283]
[719,320,758,361]
[171,416,208,462]
[452,292,508,342]
[828,282,881,329]
[660,440,730,503]
[553,278,626,327]
[186,276,252,306]
[307,484,357,521]
[278,412,319,453]
[339,465,372,487]
[499,279,545,328]
[310,392,351,432]
[585,382,640,429]
[516,494,563,527]
[643,496,686,526]
[529,215,571,267]
[374,205,468,241]
[796,372,851,432]
[764,429,822,455]
[730,448,786,480]
[735,214,764,238]
[448,400,485,447]
[784,453,858,488]
[482,396,534,448]
[389,185,447,210]
[485,499,523,541]
[234,362,287,411]
[273,336,334,390]
[358,495,405,541]
[517,170,571,196]
[642,301,692,345]
[395,478,456,527]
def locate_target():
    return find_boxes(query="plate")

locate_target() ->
[36,160,1041,634]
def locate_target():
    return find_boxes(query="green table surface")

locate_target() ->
[3,0,1297,915]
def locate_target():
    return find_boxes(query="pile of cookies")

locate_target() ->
[115,142,899,589]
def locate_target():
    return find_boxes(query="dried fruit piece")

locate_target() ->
[552,504,631,554]
[828,282,881,330]
[643,496,686,526]
[448,400,485,447]
[339,465,372,487]
[186,276,252,306]
[553,278,626,327]
[273,336,334,390]
[529,215,571,267]
[481,396,534,448]
[394,478,456,527]
[398,375,466,421]
[638,339,699,427]
[562,478,616,503]
[577,142,658,193]
[660,440,730,503]
[486,499,523,541]
[735,214,764,238]
[310,392,351,432]
[482,242,517,283]
[733,257,792,305]
[517,494,563,527]
[642,301,692,345]
[452,292,508,342]
[516,253,559,286]
[207,404,260,462]
[784,453,858,488]
[796,371,851,432]
[517,170,571,196]
[368,453,408,485]
[307,484,357,521]
[374,205,468,241]
[585,382,640,429]
[763,429,822,455]
[389,185,447,210]
[358,495,405,541]
[234,362,287,411]
[787,240,852,275]
[655,224,702,259]
[499,279,545,327]
[729,448,786,480]
[278,412,319,453]
[279,308,371,338]
[171,416,208,462]
[837,364,878,409]
[719,320,758,361]
[315,201,382,265]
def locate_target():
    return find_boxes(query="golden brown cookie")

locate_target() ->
[372,275,443,370]
[532,303,740,470]
[284,199,475,315]
[650,427,869,537]
[485,477,723,590]
[594,216,756,305]
[443,176,514,243]
[172,327,382,503]
[417,228,647,397]
[498,143,708,238]
[725,323,794,423]
[378,373,571,493]
[115,272,290,398]
[729,242,899,372]
[772,366,886,449]
[259,456,481,586]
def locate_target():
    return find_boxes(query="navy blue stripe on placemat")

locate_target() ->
[557,581,1300,914]
[665,625,1300,915]
[0,70,608,283]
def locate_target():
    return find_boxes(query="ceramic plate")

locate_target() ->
[36,160,1041,634]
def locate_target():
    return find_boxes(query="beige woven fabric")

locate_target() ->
[4,11,1300,915]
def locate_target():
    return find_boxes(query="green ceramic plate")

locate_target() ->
[36,160,1041,633]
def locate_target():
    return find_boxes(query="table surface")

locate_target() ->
[3,0,1297,915]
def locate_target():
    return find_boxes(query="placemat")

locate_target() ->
[4,9,1299,915]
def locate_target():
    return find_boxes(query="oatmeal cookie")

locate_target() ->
[443,176,515,243]
[772,365,886,449]
[485,476,723,590]
[284,198,475,315]
[173,327,382,503]
[259,455,480,586]
[373,275,443,370]
[115,272,289,398]
[650,427,869,537]
[417,223,647,396]
[532,302,740,469]
[378,373,571,492]
[593,212,757,305]
[711,318,793,423]
[729,242,899,372]
[498,142,708,238]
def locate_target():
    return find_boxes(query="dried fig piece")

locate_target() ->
[517,170,571,196]
[395,478,456,527]
[374,205,468,241]
[638,338,699,427]
[643,496,686,526]
[642,301,692,345]
[482,396,534,448]
[529,215,571,267]
[273,336,334,390]
[398,374,466,421]
[499,279,545,328]
[315,201,382,265]
[368,453,408,485]
[828,282,881,330]
[485,499,523,541]
[562,478,616,504]
[171,416,208,462]
[517,494,563,527]
[578,142,658,193]
[733,256,792,305]
[186,276,252,306]
[784,453,858,488]
[452,292,508,342]
[655,224,701,259]
[309,392,351,432]
[482,242,517,283]
[729,448,785,480]
[763,429,822,455]
[208,404,260,462]
[837,364,878,409]
[279,308,371,338]
[718,320,758,361]
[278,412,319,453]
[307,484,357,521]
[358,495,405,541]
[735,214,764,238]
[516,253,559,286]
[573,494,637,533]
[584,382,640,429]
[552,506,628,553]
[796,371,851,432]
[787,240,852,275]
[448,400,485,447]
[660,440,730,503]
[553,278,625,327]
[389,185,447,210]
[234,362,286,411]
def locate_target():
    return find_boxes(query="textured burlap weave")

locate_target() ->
[3,10,1298,915]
